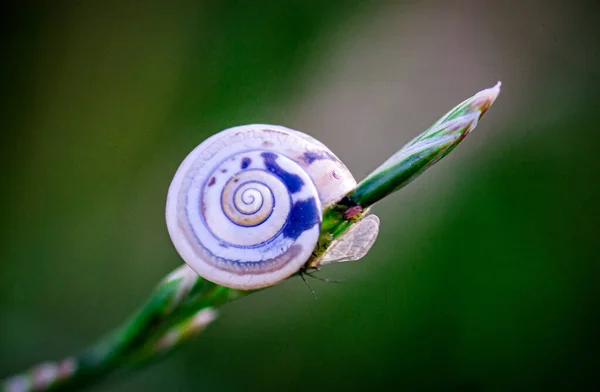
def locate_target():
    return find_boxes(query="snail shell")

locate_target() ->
[166,124,356,290]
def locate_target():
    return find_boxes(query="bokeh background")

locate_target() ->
[1,1,599,391]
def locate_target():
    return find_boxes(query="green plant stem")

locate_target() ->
[2,83,500,392]
[347,81,501,208]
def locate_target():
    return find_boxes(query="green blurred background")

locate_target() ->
[1,1,599,391]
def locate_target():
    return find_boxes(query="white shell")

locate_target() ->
[166,124,356,290]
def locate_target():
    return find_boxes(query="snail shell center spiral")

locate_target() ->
[236,186,264,214]
[204,168,291,247]
[222,180,272,226]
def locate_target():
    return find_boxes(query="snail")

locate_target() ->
[166,124,379,290]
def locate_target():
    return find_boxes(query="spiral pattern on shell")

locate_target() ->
[166,125,357,289]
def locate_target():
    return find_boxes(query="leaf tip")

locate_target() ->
[470,81,502,116]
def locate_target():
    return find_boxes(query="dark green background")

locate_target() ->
[1,1,599,391]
